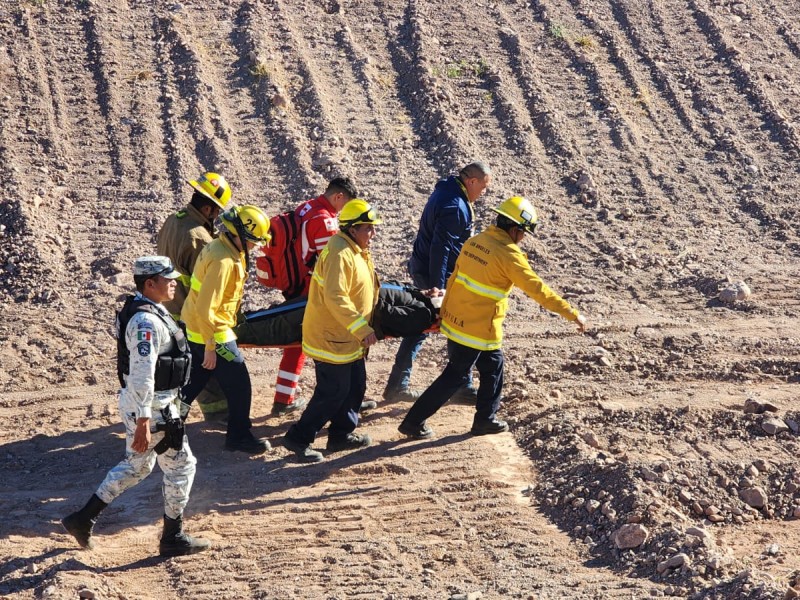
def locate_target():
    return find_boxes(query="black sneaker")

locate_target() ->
[271,397,309,416]
[398,420,434,439]
[283,435,324,463]
[326,432,372,452]
[470,418,509,436]
[224,435,271,454]
[359,400,378,412]
[382,387,421,403]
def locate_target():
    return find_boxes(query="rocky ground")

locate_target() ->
[1,0,800,598]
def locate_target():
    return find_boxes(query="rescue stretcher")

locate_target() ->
[235,282,441,349]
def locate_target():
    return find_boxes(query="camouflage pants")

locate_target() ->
[96,400,196,520]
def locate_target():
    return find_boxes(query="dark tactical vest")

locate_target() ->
[116,296,192,391]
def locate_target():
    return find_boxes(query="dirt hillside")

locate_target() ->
[1,0,799,598]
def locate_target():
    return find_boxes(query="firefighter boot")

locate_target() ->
[62,494,107,550]
[159,514,211,557]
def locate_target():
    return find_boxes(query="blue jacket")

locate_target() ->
[408,176,474,289]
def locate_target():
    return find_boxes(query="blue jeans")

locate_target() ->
[404,340,504,426]
[181,341,253,442]
[286,359,367,446]
[385,272,475,394]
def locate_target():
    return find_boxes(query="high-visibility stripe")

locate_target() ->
[190,275,202,292]
[441,322,502,351]
[312,271,324,285]
[302,341,363,364]
[277,370,300,382]
[186,328,236,345]
[346,316,368,334]
[186,329,205,344]
[313,235,332,247]
[275,384,296,396]
[178,273,191,287]
[213,329,236,344]
[454,272,507,300]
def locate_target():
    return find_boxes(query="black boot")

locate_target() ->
[159,514,211,557]
[62,494,107,550]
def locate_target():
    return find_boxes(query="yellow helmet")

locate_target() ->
[492,196,538,234]
[220,205,272,247]
[187,172,232,209]
[339,199,382,228]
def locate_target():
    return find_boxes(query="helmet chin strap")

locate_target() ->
[230,216,251,272]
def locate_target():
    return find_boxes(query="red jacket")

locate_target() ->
[297,195,339,267]
[255,195,339,296]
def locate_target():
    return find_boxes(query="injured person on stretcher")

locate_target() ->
[235,281,443,348]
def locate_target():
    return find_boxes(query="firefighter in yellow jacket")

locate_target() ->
[180,205,273,454]
[283,199,381,463]
[157,172,232,420]
[399,196,587,439]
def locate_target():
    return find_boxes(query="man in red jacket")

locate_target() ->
[255,177,358,415]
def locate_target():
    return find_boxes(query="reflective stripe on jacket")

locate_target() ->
[156,203,215,317]
[181,234,246,350]
[301,231,378,364]
[439,225,579,351]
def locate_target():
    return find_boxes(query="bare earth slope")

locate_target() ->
[1,0,799,598]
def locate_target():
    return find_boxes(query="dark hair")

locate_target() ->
[134,274,152,293]
[189,190,219,211]
[459,161,491,180]
[495,214,518,232]
[325,176,358,200]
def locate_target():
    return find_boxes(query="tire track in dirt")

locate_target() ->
[688,0,800,155]
[272,1,448,271]
[266,1,351,184]
[386,0,469,175]
[493,1,689,293]
[641,0,800,254]
[234,1,328,203]
[766,0,800,62]
[551,1,800,268]
[4,9,71,183]
[495,10,580,168]
[1,403,657,598]
[97,3,172,194]
[726,2,800,129]
[64,411,654,598]
[77,0,130,182]
[18,4,118,288]
[154,15,240,192]
[529,0,716,231]
[413,2,568,194]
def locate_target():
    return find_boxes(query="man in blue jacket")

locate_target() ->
[383,161,491,403]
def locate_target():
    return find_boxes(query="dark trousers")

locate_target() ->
[286,359,366,446]
[181,341,252,441]
[404,339,504,426]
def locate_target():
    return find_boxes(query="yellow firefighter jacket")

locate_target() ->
[440,225,579,351]
[301,231,379,364]
[181,233,246,350]
[156,204,215,317]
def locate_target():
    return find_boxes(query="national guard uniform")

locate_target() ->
[62,256,209,556]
